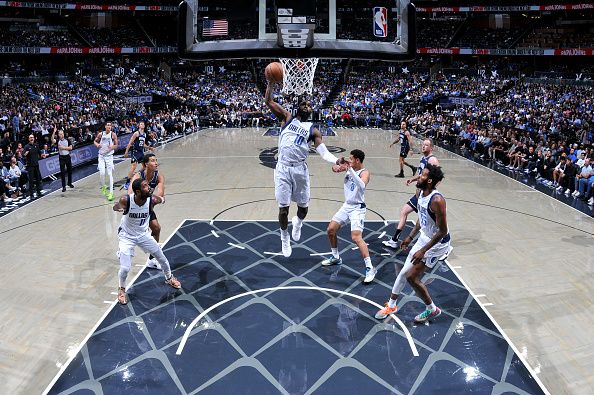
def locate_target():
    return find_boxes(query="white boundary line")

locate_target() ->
[309,252,331,257]
[175,285,419,357]
[210,230,219,238]
[442,259,551,395]
[378,231,386,239]
[263,251,283,256]
[41,219,187,395]
[227,242,245,249]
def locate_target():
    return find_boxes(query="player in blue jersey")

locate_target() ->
[390,121,416,178]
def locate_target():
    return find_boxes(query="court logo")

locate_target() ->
[373,7,388,38]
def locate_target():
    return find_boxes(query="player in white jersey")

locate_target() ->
[265,80,348,257]
[375,164,450,323]
[113,179,181,304]
[94,121,118,201]
[321,149,377,283]
[383,138,441,248]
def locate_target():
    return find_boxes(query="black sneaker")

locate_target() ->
[394,173,404,178]
[62,187,66,192]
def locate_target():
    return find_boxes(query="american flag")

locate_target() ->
[202,19,228,37]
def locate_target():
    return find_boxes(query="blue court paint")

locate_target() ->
[47,220,547,395]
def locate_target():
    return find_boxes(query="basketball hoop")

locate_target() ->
[279,58,319,96]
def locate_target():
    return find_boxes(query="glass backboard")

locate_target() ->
[178,0,416,61]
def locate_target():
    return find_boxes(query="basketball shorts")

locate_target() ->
[131,152,143,164]
[274,161,310,207]
[408,232,451,269]
[332,203,366,232]
[98,154,114,172]
[118,229,160,257]
[406,194,419,213]
[400,148,410,158]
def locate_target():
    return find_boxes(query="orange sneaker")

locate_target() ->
[165,275,181,289]
[118,287,127,305]
[375,302,397,319]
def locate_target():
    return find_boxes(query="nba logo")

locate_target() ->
[373,7,387,38]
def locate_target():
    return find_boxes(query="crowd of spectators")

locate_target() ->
[2,57,593,212]
[77,25,150,47]
[405,80,593,206]
[0,23,80,47]
[417,18,462,48]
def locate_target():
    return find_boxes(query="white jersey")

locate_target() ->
[277,117,313,164]
[119,194,151,236]
[417,189,449,240]
[99,131,114,156]
[344,168,366,204]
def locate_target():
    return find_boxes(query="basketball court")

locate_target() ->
[0,128,592,395]
[1,1,593,394]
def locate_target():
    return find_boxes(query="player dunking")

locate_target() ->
[383,138,443,248]
[113,179,181,304]
[390,121,416,177]
[375,164,450,323]
[94,122,118,201]
[321,149,377,283]
[128,153,164,269]
[265,80,347,257]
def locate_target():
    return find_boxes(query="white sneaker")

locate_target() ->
[146,257,161,270]
[291,216,302,241]
[382,239,399,249]
[321,256,342,266]
[556,186,563,192]
[281,236,292,257]
[572,190,579,197]
[363,267,377,283]
[564,189,571,195]
[4,197,13,203]
[439,245,454,261]
[588,197,594,206]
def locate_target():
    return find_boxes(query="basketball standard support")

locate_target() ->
[178,0,416,61]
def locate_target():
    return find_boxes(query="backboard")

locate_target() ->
[178,0,416,61]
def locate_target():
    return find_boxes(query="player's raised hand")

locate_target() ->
[332,162,349,173]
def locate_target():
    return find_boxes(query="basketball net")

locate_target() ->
[279,58,319,96]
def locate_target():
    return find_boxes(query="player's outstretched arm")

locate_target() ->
[312,128,342,165]
[264,81,290,125]
[123,132,137,157]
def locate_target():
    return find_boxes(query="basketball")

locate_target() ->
[265,62,283,83]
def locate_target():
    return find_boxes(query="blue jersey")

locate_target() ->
[399,130,410,151]
[418,154,434,175]
[140,169,159,190]
[132,132,146,156]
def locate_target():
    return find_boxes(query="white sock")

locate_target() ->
[108,172,114,193]
[364,257,372,269]
[295,216,303,226]
[99,171,105,187]
[427,302,436,312]
[388,298,397,308]
[280,228,289,240]
[331,248,339,258]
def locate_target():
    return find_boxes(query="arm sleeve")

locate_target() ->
[348,167,366,189]
[315,143,339,164]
